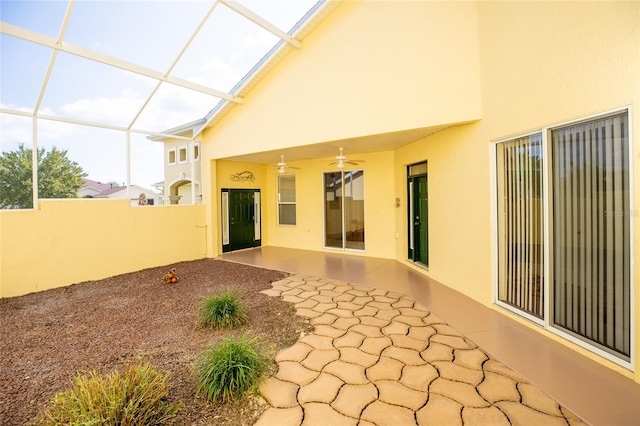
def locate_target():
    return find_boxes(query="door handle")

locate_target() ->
[414,221,419,226]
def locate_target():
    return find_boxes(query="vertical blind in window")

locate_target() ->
[552,111,630,359]
[497,135,544,319]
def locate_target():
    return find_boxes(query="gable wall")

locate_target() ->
[201,0,482,159]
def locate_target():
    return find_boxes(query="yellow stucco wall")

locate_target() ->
[477,0,640,378]
[0,199,207,298]
[395,123,491,304]
[202,0,482,159]
[262,151,396,258]
[477,1,638,138]
[196,0,639,380]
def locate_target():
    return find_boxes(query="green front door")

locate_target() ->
[408,173,428,266]
[222,189,261,253]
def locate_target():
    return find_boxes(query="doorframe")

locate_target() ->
[322,170,366,252]
[221,188,261,253]
[407,162,428,266]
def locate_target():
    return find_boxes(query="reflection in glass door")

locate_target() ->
[551,112,630,360]
[324,171,365,250]
[496,135,544,319]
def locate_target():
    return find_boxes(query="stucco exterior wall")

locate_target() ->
[475,0,640,379]
[202,0,482,159]
[477,1,638,139]
[394,123,491,304]
[0,200,207,298]
[195,1,639,380]
[162,139,202,204]
[262,151,396,258]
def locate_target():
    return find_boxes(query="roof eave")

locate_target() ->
[147,118,206,142]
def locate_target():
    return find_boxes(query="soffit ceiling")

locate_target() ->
[223,124,457,164]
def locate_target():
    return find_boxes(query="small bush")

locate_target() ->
[198,288,248,329]
[196,335,268,402]
[38,363,180,425]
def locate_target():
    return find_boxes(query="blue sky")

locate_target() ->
[0,0,316,189]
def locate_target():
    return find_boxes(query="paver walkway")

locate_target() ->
[256,275,585,425]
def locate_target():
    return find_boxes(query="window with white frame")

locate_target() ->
[168,148,176,166]
[495,109,632,366]
[193,142,200,162]
[178,145,188,164]
[277,174,296,225]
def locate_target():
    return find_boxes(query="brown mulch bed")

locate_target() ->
[0,259,312,425]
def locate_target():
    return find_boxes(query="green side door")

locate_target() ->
[408,174,428,266]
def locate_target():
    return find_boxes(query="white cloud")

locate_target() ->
[58,88,146,127]
[1,108,33,151]
[0,104,78,153]
[193,31,277,91]
[132,83,219,131]
[195,55,239,90]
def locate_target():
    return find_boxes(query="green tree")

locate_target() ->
[0,144,87,209]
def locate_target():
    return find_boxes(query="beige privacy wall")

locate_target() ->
[0,200,207,298]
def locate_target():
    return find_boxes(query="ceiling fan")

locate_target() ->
[329,147,365,169]
[276,155,300,173]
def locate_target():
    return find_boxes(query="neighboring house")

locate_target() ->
[79,179,161,206]
[157,3,640,382]
[151,129,202,205]
[77,179,113,198]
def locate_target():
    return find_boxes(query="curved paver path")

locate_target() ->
[257,276,585,426]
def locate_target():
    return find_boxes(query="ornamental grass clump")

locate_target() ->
[198,288,248,329]
[196,335,269,402]
[37,362,180,425]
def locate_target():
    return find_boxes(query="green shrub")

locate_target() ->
[198,288,248,329]
[38,363,180,425]
[196,335,268,402]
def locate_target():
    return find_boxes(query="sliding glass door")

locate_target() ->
[324,171,365,250]
[495,109,631,364]
[551,112,630,360]
[496,134,544,319]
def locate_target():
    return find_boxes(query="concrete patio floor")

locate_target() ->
[220,247,640,425]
